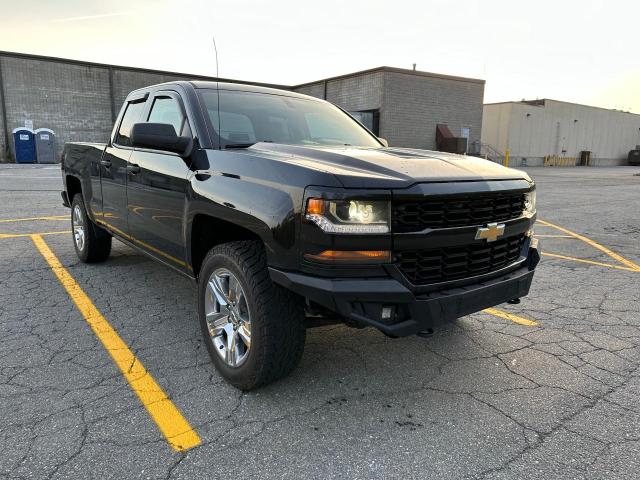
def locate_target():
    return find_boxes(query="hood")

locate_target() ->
[242,143,531,189]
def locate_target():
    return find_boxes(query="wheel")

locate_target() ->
[198,240,305,390]
[71,194,112,263]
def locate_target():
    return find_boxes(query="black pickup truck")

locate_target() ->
[61,81,539,389]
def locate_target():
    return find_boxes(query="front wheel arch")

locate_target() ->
[188,213,264,278]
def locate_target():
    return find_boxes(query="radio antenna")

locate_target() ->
[212,34,220,79]
[212,34,221,148]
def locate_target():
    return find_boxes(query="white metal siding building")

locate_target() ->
[482,99,640,166]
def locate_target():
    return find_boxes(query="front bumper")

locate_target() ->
[270,239,540,337]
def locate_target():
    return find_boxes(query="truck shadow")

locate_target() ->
[91,245,528,405]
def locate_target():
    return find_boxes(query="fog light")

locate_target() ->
[381,306,393,320]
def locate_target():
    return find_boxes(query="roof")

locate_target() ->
[1,50,485,95]
[294,65,485,87]
[484,98,639,116]
[189,81,316,100]
[0,49,289,90]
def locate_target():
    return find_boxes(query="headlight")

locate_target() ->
[524,190,536,214]
[305,198,390,234]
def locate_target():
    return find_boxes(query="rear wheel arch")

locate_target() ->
[66,175,82,203]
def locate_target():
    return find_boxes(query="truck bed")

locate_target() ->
[63,142,106,182]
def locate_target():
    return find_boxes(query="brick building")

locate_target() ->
[0,51,485,162]
[294,67,484,153]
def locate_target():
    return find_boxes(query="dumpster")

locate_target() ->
[12,128,36,163]
[35,128,57,164]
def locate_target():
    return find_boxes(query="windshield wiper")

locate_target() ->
[223,143,256,149]
[223,140,274,149]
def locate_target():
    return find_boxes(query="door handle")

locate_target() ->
[100,159,112,167]
[127,164,141,174]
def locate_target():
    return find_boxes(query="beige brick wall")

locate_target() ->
[381,71,484,150]
[294,69,484,151]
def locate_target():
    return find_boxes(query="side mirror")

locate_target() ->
[378,137,389,147]
[130,123,192,156]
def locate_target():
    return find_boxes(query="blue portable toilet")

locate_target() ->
[12,128,36,163]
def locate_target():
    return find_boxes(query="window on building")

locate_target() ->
[349,110,380,136]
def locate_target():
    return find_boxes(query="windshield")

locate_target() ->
[199,89,381,148]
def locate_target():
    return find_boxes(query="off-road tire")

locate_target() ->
[198,240,305,390]
[71,194,112,263]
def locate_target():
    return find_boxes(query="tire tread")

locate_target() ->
[71,194,112,263]
[200,240,305,390]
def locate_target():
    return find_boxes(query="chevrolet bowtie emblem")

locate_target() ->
[475,222,505,242]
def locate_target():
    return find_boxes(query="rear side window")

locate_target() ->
[147,96,186,136]
[116,100,146,146]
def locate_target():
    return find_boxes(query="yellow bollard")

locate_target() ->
[504,149,510,167]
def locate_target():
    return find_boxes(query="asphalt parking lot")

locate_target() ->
[1,164,639,479]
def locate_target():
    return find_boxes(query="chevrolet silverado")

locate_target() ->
[61,81,539,389]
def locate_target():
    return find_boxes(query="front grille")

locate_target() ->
[392,193,526,232]
[396,234,526,285]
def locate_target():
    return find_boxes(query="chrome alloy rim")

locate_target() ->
[204,268,252,367]
[72,205,85,252]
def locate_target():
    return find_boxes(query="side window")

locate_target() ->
[116,100,146,146]
[147,96,185,137]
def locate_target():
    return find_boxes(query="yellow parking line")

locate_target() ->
[0,215,68,223]
[482,308,539,326]
[537,219,640,271]
[0,230,71,239]
[31,234,201,452]
[542,252,639,272]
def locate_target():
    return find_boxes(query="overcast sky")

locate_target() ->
[1,0,638,112]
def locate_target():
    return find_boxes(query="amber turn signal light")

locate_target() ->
[306,198,325,215]
[304,250,391,264]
